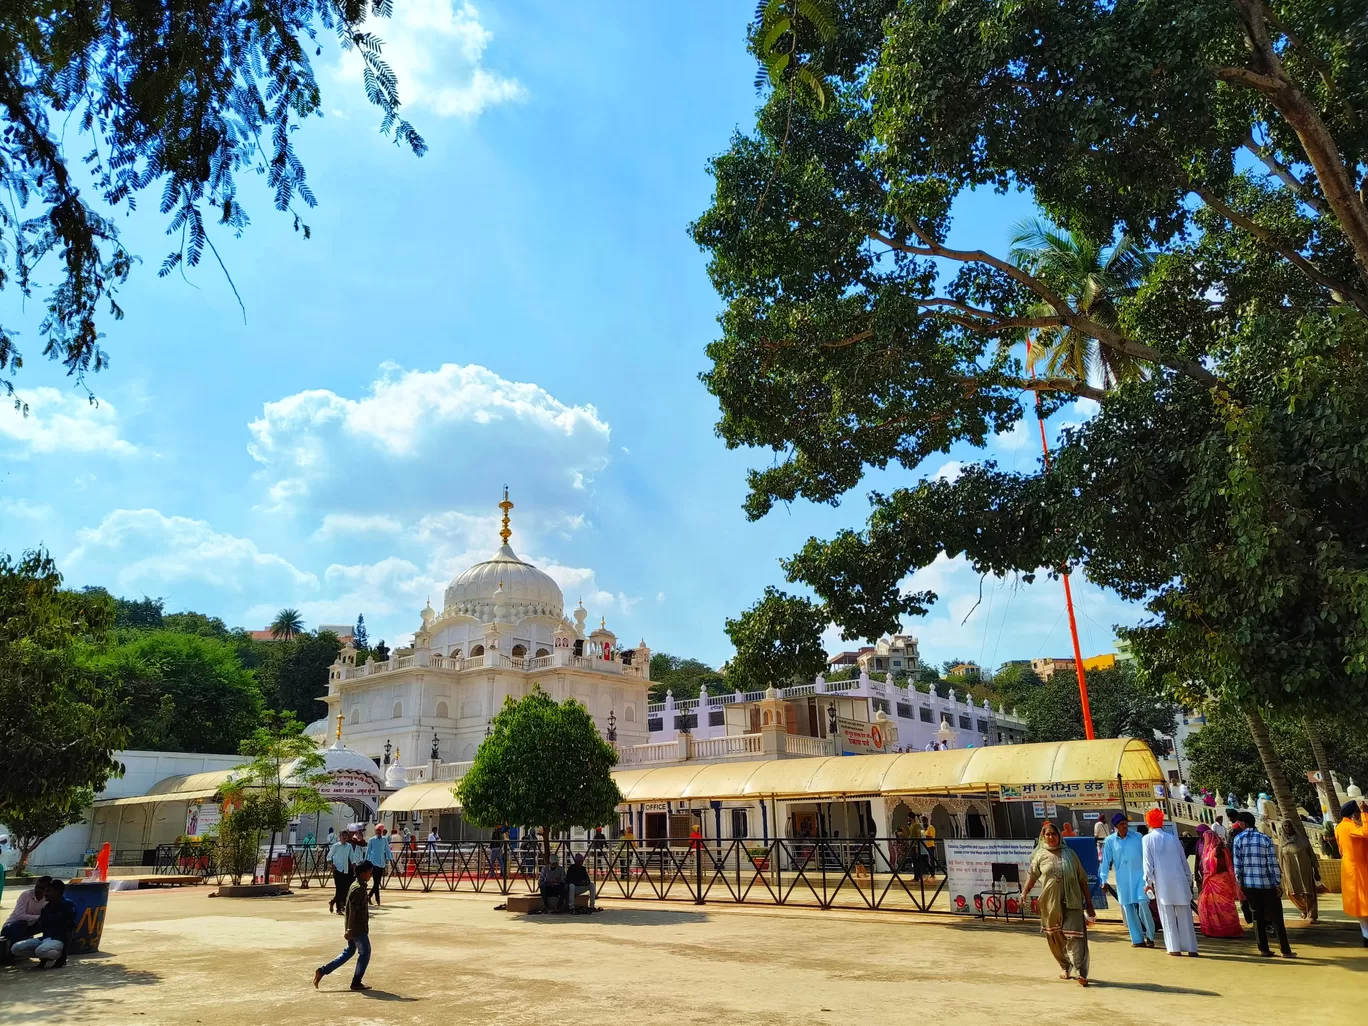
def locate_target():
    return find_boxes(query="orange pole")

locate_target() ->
[1026,337,1096,739]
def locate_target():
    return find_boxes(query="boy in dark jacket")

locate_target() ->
[314,861,373,991]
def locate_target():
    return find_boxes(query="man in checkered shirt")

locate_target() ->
[1230,811,1294,957]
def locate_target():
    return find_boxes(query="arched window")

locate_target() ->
[625,705,635,722]
[535,648,550,658]
[349,707,360,726]
[392,701,403,719]
[450,648,462,661]
[762,710,772,725]
[470,644,484,657]
[436,701,449,719]
[511,644,526,658]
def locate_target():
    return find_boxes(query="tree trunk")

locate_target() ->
[541,827,551,867]
[1305,720,1340,824]
[1244,705,1309,846]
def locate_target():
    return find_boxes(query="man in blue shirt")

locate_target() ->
[10,879,75,969]
[329,829,354,916]
[1230,811,1294,957]
[365,826,392,906]
[1099,813,1154,947]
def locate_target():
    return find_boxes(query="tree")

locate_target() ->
[219,712,330,884]
[696,1,1368,841]
[270,608,304,641]
[1022,666,1177,758]
[991,664,1044,712]
[0,550,128,821]
[724,586,828,691]
[162,610,231,639]
[458,688,622,863]
[353,615,369,652]
[3,788,93,873]
[648,653,727,702]
[84,631,263,754]
[0,0,425,408]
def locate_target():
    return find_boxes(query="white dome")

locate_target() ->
[288,742,384,786]
[443,543,564,621]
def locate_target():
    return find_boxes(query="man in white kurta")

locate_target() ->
[1142,814,1198,955]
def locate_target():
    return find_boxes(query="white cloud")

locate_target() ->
[0,388,136,457]
[0,498,54,521]
[656,591,665,604]
[617,592,641,615]
[312,513,404,541]
[247,362,611,517]
[66,509,317,593]
[335,1,525,120]
[931,460,965,483]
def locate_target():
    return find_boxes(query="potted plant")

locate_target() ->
[746,846,770,870]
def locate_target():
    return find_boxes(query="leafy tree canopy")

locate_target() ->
[649,653,727,702]
[1021,665,1177,758]
[724,585,829,691]
[458,688,621,858]
[0,0,424,407]
[3,787,93,873]
[0,549,128,821]
[83,630,264,754]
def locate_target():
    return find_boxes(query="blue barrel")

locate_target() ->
[66,882,110,954]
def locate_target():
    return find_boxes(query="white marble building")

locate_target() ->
[308,492,652,767]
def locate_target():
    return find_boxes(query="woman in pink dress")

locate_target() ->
[1197,826,1243,937]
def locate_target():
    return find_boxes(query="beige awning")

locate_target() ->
[94,770,239,807]
[376,781,460,813]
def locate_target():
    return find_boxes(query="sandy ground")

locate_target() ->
[1,886,1363,1026]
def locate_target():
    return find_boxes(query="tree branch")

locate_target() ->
[1192,184,1368,314]
[1242,131,1324,214]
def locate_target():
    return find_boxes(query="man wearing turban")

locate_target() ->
[1141,808,1198,955]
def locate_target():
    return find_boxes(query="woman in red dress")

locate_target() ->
[1196,825,1243,937]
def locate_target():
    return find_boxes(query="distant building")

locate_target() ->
[1031,656,1077,680]
[1082,653,1116,672]
[827,649,869,671]
[856,635,922,675]
[945,662,982,681]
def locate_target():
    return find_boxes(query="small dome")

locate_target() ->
[303,717,330,741]
[288,741,384,786]
[443,542,564,621]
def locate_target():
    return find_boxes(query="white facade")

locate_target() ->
[308,493,652,767]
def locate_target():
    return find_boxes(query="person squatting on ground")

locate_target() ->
[314,860,373,991]
[7,879,75,969]
[0,876,51,963]
[1098,814,1154,948]
[1141,808,1198,957]
[1022,821,1095,986]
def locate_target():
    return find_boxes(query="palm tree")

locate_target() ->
[1009,218,1153,390]
[270,608,303,641]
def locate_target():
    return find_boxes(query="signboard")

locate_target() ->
[837,716,893,754]
[318,769,381,805]
[997,779,1156,805]
[1046,802,1058,818]
[185,801,221,838]
[1306,770,1325,784]
[1032,802,1045,819]
[943,838,1108,917]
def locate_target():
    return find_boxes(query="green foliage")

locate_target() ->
[753,0,837,108]
[162,611,231,639]
[270,608,304,641]
[4,788,93,873]
[1022,666,1177,757]
[649,653,727,702]
[0,550,128,821]
[991,663,1045,711]
[0,0,425,407]
[84,631,263,754]
[241,629,342,725]
[724,586,828,691]
[1185,705,1368,814]
[458,688,622,856]
[353,614,369,651]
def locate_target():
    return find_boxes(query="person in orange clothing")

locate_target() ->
[1336,799,1368,946]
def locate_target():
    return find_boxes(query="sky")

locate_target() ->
[0,2,1142,672]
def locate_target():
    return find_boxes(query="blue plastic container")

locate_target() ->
[66,881,110,954]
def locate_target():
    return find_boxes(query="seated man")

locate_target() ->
[566,853,595,913]
[10,880,76,969]
[0,876,51,964]
[538,855,568,913]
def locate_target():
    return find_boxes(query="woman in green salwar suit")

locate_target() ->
[1022,821,1097,986]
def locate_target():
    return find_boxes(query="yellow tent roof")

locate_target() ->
[376,781,460,813]
[95,770,240,807]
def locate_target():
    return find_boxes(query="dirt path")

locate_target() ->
[1,887,1362,1026]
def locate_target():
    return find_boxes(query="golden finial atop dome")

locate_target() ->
[498,485,514,545]
[335,712,344,742]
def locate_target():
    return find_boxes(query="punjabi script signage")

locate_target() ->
[996,779,1156,805]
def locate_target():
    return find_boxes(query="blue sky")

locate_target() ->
[0,2,1141,671]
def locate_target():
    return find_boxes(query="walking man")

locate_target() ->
[1141,808,1198,956]
[1230,811,1294,957]
[366,826,392,905]
[314,860,373,991]
[329,829,354,915]
[1099,814,1155,948]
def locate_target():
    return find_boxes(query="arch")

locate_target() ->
[511,644,527,658]
[392,701,403,719]
[929,802,956,841]
[535,648,550,658]
[435,701,449,720]
[470,644,485,657]
[349,707,360,726]
[449,648,462,661]
[459,743,477,761]
[762,710,773,725]
[890,801,914,835]
[624,705,635,722]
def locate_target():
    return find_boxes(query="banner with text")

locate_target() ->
[997,779,1158,806]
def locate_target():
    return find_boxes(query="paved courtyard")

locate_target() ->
[1,886,1363,1026]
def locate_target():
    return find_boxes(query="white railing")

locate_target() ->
[674,698,700,711]
[404,765,429,783]
[570,656,621,674]
[783,734,835,757]
[530,655,555,669]
[614,741,681,766]
[1169,798,1216,825]
[435,761,473,783]
[397,655,413,669]
[784,684,817,698]
[690,734,763,760]
[427,656,445,669]
[647,702,665,714]
[462,655,486,670]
